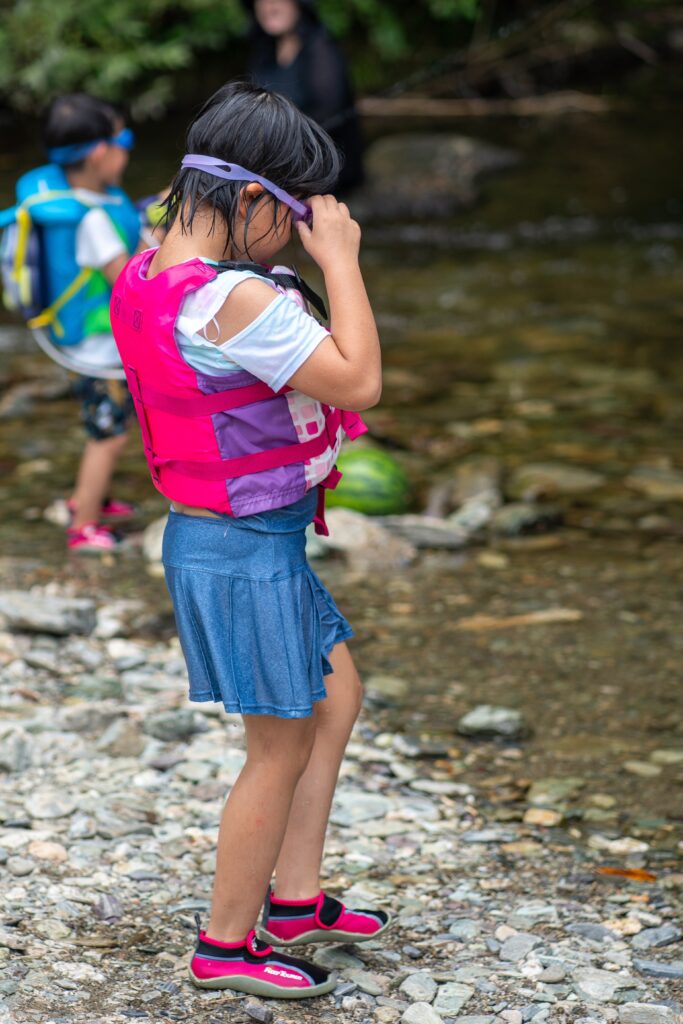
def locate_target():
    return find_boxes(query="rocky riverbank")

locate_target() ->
[0,587,682,1024]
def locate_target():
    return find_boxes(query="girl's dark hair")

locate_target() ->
[165,81,341,256]
[44,94,120,168]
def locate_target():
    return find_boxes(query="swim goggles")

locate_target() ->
[181,154,313,225]
[48,128,136,167]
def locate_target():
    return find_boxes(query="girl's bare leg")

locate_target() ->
[206,713,317,942]
[70,432,128,528]
[272,642,363,899]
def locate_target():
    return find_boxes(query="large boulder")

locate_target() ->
[350,133,519,222]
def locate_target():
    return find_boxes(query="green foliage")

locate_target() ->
[0,0,248,118]
[0,0,480,118]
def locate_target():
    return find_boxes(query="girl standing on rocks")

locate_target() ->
[110,81,388,999]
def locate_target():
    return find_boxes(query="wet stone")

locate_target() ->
[499,933,542,962]
[330,791,394,825]
[7,856,34,876]
[142,709,207,742]
[243,1002,274,1024]
[490,503,562,537]
[24,790,77,821]
[572,968,638,1002]
[401,1002,444,1024]
[567,923,619,943]
[507,462,606,500]
[448,918,481,941]
[619,1004,680,1024]
[399,972,438,1002]
[0,591,96,636]
[96,717,146,758]
[633,960,683,980]
[538,965,567,984]
[457,705,527,739]
[433,982,474,1015]
[632,925,681,950]
[526,776,584,806]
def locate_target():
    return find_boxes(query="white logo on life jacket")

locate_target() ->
[264,966,302,980]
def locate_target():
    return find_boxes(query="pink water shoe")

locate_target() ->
[189,925,336,998]
[67,523,122,553]
[257,887,391,947]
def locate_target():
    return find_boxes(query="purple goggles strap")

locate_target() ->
[181,154,312,224]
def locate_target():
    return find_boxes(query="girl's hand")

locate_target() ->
[295,194,361,273]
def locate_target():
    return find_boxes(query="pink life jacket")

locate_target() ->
[110,249,367,534]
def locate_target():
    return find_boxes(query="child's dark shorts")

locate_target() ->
[73,377,135,441]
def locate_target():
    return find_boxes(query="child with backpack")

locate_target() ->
[1,94,144,552]
[110,81,387,999]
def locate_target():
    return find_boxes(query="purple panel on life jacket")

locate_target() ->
[196,369,306,515]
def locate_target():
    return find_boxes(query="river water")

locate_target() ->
[1,108,681,854]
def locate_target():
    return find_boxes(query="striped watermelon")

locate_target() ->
[327,447,410,515]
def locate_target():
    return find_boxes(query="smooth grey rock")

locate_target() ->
[0,927,27,952]
[632,925,682,951]
[0,727,33,773]
[25,789,77,819]
[527,776,585,807]
[0,591,96,635]
[243,1002,274,1024]
[347,968,389,996]
[499,933,542,962]
[351,134,519,223]
[7,856,34,877]
[433,982,474,1015]
[330,791,394,826]
[490,502,562,537]
[457,705,527,739]
[567,923,618,943]
[96,717,145,758]
[619,1003,680,1024]
[315,946,364,970]
[507,902,558,928]
[625,466,683,501]
[633,960,683,980]
[142,516,167,564]
[319,508,417,569]
[448,497,496,534]
[401,1002,444,1024]
[448,918,481,941]
[142,709,207,742]
[573,967,637,1002]
[455,1017,496,1024]
[507,462,605,500]
[400,972,438,1003]
[538,965,566,984]
[365,674,410,702]
[461,828,515,843]
[379,515,467,549]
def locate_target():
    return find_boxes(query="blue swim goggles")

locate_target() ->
[181,154,313,226]
[48,127,135,167]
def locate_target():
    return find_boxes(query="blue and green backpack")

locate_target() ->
[0,163,140,347]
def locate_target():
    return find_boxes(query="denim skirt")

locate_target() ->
[162,488,353,719]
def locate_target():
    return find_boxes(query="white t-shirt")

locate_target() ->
[69,193,132,373]
[175,266,330,390]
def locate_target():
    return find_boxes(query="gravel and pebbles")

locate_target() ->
[0,587,682,1024]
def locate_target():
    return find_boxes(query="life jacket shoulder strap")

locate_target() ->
[214,260,328,320]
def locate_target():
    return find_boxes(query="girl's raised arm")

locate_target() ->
[287,195,381,412]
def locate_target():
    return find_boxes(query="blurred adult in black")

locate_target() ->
[242,0,364,193]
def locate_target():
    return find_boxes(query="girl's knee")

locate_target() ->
[245,714,316,777]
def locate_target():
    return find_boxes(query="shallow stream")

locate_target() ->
[1,107,681,856]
